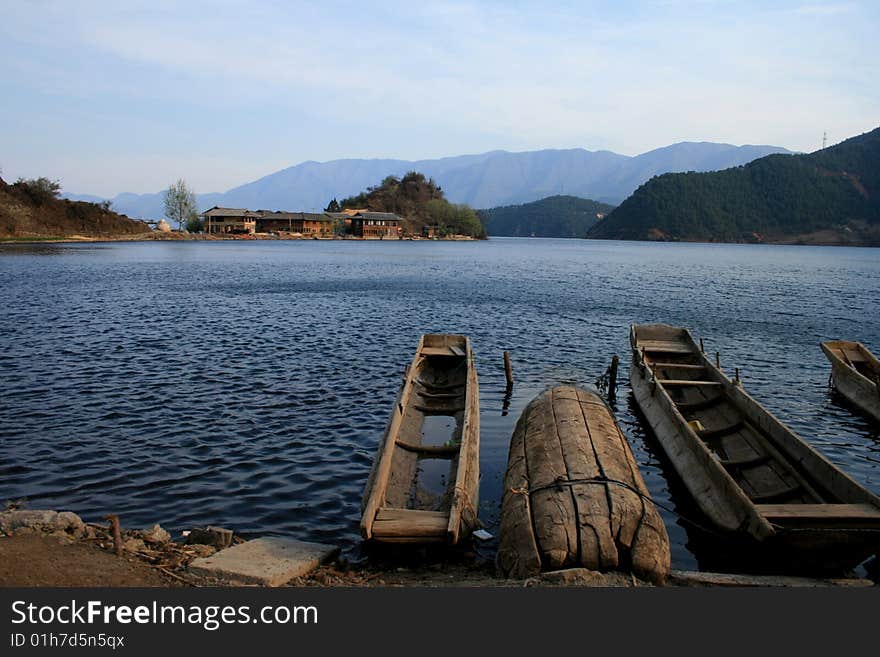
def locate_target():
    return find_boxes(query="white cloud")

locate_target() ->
[1,1,878,193]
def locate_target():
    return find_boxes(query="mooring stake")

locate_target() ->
[608,354,619,401]
[503,351,514,389]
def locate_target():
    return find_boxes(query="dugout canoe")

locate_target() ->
[821,340,880,423]
[360,334,480,545]
[497,386,670,583]
[630,323,880,572]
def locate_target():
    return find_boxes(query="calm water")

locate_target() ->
[2,238,879,571]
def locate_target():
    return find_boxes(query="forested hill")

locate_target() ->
[588,127,880,245]
[478,195,616,237]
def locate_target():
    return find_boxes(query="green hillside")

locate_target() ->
[478,195,615,238]
[335,171,485,237]
[588,127,880,245]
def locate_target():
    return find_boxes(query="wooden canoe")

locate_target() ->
[497,386,670,583]
[630,323,880,573]
[821,340,880,423]
[360,334,480,545]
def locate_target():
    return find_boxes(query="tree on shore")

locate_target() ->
[163,179,198,231]
[14,177,62,205]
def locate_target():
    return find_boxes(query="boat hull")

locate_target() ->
[630,324,880,573]
[821,341,880,423]
[360,334,480,545]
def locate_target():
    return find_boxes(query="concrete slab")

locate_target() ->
[188,537,339,586]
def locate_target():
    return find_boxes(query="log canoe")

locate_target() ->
[631,323,880,573]
[497,386,670,583]
[360,334,480,545]
[821,340,880,423]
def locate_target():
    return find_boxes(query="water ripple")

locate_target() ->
[1,239,879,568]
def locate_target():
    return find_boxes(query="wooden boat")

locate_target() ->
[360,334,479,544]
[497,386,670,583]
[630,323,880,573]
[821,340,880,423]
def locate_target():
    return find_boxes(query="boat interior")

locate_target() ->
[635,328,830,510]
[371,335,469,539]
[824,341,880,381]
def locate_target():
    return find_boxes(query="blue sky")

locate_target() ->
[1,1,877,196]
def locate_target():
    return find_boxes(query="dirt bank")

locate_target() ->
[0,177,150,239]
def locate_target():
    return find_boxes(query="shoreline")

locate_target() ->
[1,509,874,588]
[0,233,480,244]
[2,233,877,247]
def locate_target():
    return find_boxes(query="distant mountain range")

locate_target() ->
[478,195,616,238]
[64,142,793,220]
[588,126,880,245]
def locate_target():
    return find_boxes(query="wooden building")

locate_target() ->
[256,211,333,236]
[350,212,401,239]
[201,207,259,235]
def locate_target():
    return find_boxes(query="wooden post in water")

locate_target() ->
[608,354,619,401]
[503,351,514,389]
[700,338,705,353]
[715,352,721,369]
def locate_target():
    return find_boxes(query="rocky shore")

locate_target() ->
[1,508,875,588]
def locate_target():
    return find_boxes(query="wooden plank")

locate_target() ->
[658,379,722,387]
[394,440,458,456]
[371,508,449,539]
[756,504,880,520]
[446,346,480,544]
[652,362,706,370]
[420,346,456,357]
[642,346,694,355]
[669,570,874,588]
[413,404,465,414]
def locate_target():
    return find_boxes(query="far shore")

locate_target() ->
[0,232,481,244]
[2,232,878,247]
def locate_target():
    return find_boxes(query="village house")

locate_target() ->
[201,207,260,235]
[422,224,441,239]
[256,211,333,236]
[350,211,402,239]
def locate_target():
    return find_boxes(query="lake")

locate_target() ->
[1,238,879,571]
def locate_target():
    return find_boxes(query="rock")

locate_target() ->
[186,526,234,549]
[56,511,86,536]
[139,524,171,545]
[13,527,37,537]
[187,544,216,558]
[123,538,147,553]
[525,568,646,587]
[0,510,86,538]
[188,537,340,587]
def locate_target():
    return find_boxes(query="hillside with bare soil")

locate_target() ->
[0,177,150,239]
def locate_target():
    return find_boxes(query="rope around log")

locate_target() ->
[508,474,725,537]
